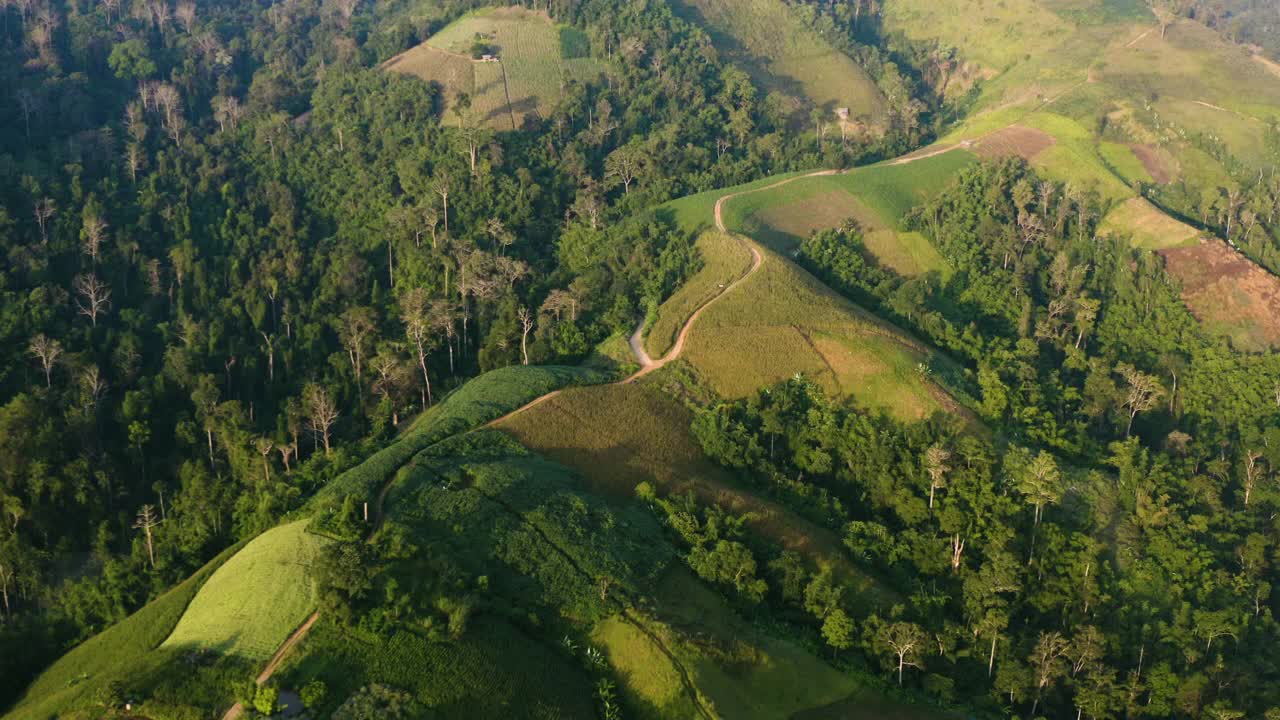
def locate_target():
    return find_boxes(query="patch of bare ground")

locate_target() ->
[1160,239,1280,351]
[1129,143,1174,183]
[974,125,1056,160]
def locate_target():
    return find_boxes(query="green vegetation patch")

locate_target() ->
[280,616,597,719]
[495,381,890,601]
[6,542,248,720]
[163,521,328,661]
[879,0,1071,71]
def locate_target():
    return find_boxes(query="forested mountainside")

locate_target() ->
[4,0,1280,718]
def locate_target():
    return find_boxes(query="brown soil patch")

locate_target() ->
[1129,143,1174,183]
[974,125,1055,161]
[1160,239,1280,351]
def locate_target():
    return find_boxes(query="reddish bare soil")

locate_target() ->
[1129,143,1174,183]
[974,125,1055,160]
[1160,239,1280,351]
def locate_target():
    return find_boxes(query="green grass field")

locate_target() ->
[880,0,1072,72]
[645,231,754,358]
[670,0,886,127]
[163,520,328,661]
[384,6,605,129]
[715,151,972,275]
[5,542,248,720]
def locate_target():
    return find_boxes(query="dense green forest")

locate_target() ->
[6,0,1280,717]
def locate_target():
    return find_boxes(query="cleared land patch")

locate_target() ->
[384,7,603,129]
[163,521,328,662]
[1160,239,1280,352]
[646,231,754,358]
[670,0,886,127]
[1099,197,1200,249]
[1128,143,1174,183]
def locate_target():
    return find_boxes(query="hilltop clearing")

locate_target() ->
[383,6,604,129]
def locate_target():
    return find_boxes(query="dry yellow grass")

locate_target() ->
[1099,197,1201,249]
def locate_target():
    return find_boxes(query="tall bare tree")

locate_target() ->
[81,212,108,266]
[880,621,925,685]
[399,288,434,407]
[518,306,535,365]
[134,504,161,569]
[32,197,54,246]
[304,384,339,455]
[28,334,62,388]
[432,171,452,236]
[73,274,112,327]
[337,307,376,384]
[1117,363,1163,437]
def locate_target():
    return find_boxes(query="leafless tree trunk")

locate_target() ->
[433,173,452,236]
[28,334,62,387]
[33,197,54,246]
[134,504,161,568]
[518,306,535,365]
[304,385,338,455]
[73,274,112,327]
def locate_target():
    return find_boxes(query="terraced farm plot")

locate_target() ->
[1099,197,1200,249]
[646,231,754,358]
[1160,239,1280,352]
[384,6,604,129]
[670,0,886,127]
[162,521,329,661]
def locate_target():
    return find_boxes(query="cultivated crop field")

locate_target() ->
[384,6,604,129]
[307,364,610,517]
[670,0,886,127]
[163,520,328,661]
[645,231,754,358]
[716,150,972,274]
[681,241,960,420]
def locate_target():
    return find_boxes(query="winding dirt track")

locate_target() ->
[218,119,1057,719]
